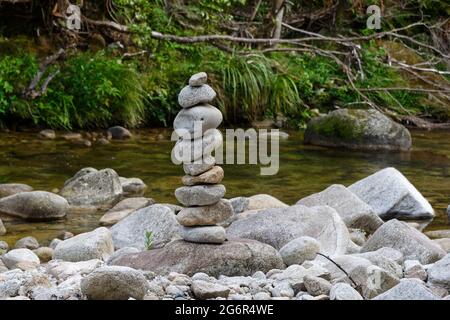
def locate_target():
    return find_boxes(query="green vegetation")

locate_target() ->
[0,0,448,129]
[145,231,154,250]
[310,111,364,141]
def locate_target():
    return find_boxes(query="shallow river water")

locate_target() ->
[0,129,449,245]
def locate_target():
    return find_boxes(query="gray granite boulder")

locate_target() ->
[110,239,284,277]
[60,168,123,207]
[0,191,68,220]
[227,205,353,255]
[304,108,412,151]
[81,266,149,300]
[362,219,445,264]
[0,183,33,198]
[428,254,450,291]
[348,167,434,220]
[110,204,180,250]
[53,227,114,262]
[297,184,383,233]
[372,279,440,300]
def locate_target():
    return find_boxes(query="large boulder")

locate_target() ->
[0,183,33,198]
[372,279,441,300]
[247,194,288,211]
[110,239,284,277]
[304,108,412,151]
[428,254,450,291]
[110,204,180,250]
[0,191,68,220]
[53,227,114,262]
[297,184,383,233]
[81,266,149,300]
[227,205,353,255]
[348,167,434,220]
[362,219,445,264]
[99,197,154,226]
[59,168,123,207]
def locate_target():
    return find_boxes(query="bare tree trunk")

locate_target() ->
[270,0,285,45]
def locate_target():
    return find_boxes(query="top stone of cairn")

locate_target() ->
[178,72,216,109]
[189,72,208,87]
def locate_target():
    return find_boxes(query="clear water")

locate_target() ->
[0,129,449,246]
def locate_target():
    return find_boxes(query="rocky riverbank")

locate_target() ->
[1,165,450,300]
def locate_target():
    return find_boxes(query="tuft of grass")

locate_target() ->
[144,231,153,250]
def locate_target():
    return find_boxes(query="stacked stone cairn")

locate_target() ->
[173,72,233,244]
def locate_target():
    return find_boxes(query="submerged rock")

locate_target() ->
[297,184,383,233]
[119,177,147,197]
[107,126,132,140]
[59,168,123,207]
[227,205,353,255]
[38,129,56,140]
[304,108,412,151]
[0,191,68,220]
[110,239,284,277]
[0,183,33,198]
[349,167,434,220]
[362,219,445,264]
[110,204,180,250]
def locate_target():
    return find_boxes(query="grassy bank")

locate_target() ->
[0,0,448,130]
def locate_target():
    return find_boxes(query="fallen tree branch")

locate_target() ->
[316,253,360,290]
[23,48,66,99]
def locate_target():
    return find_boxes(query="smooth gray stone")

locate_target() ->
[174,104,222,137]
[175,184,226,206]
[181,226,226,244]
[361,219,445,264]
[0,191,68,220]
[183,156,215,176]
[0,183,33,198]
[173,129,222,163]
[189,72,208,87]
[176,199,233,226]
[178,84,216,108]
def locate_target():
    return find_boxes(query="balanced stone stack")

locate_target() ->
[173,72,233,244]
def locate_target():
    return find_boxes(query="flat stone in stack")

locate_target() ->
[173,72,231,244]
